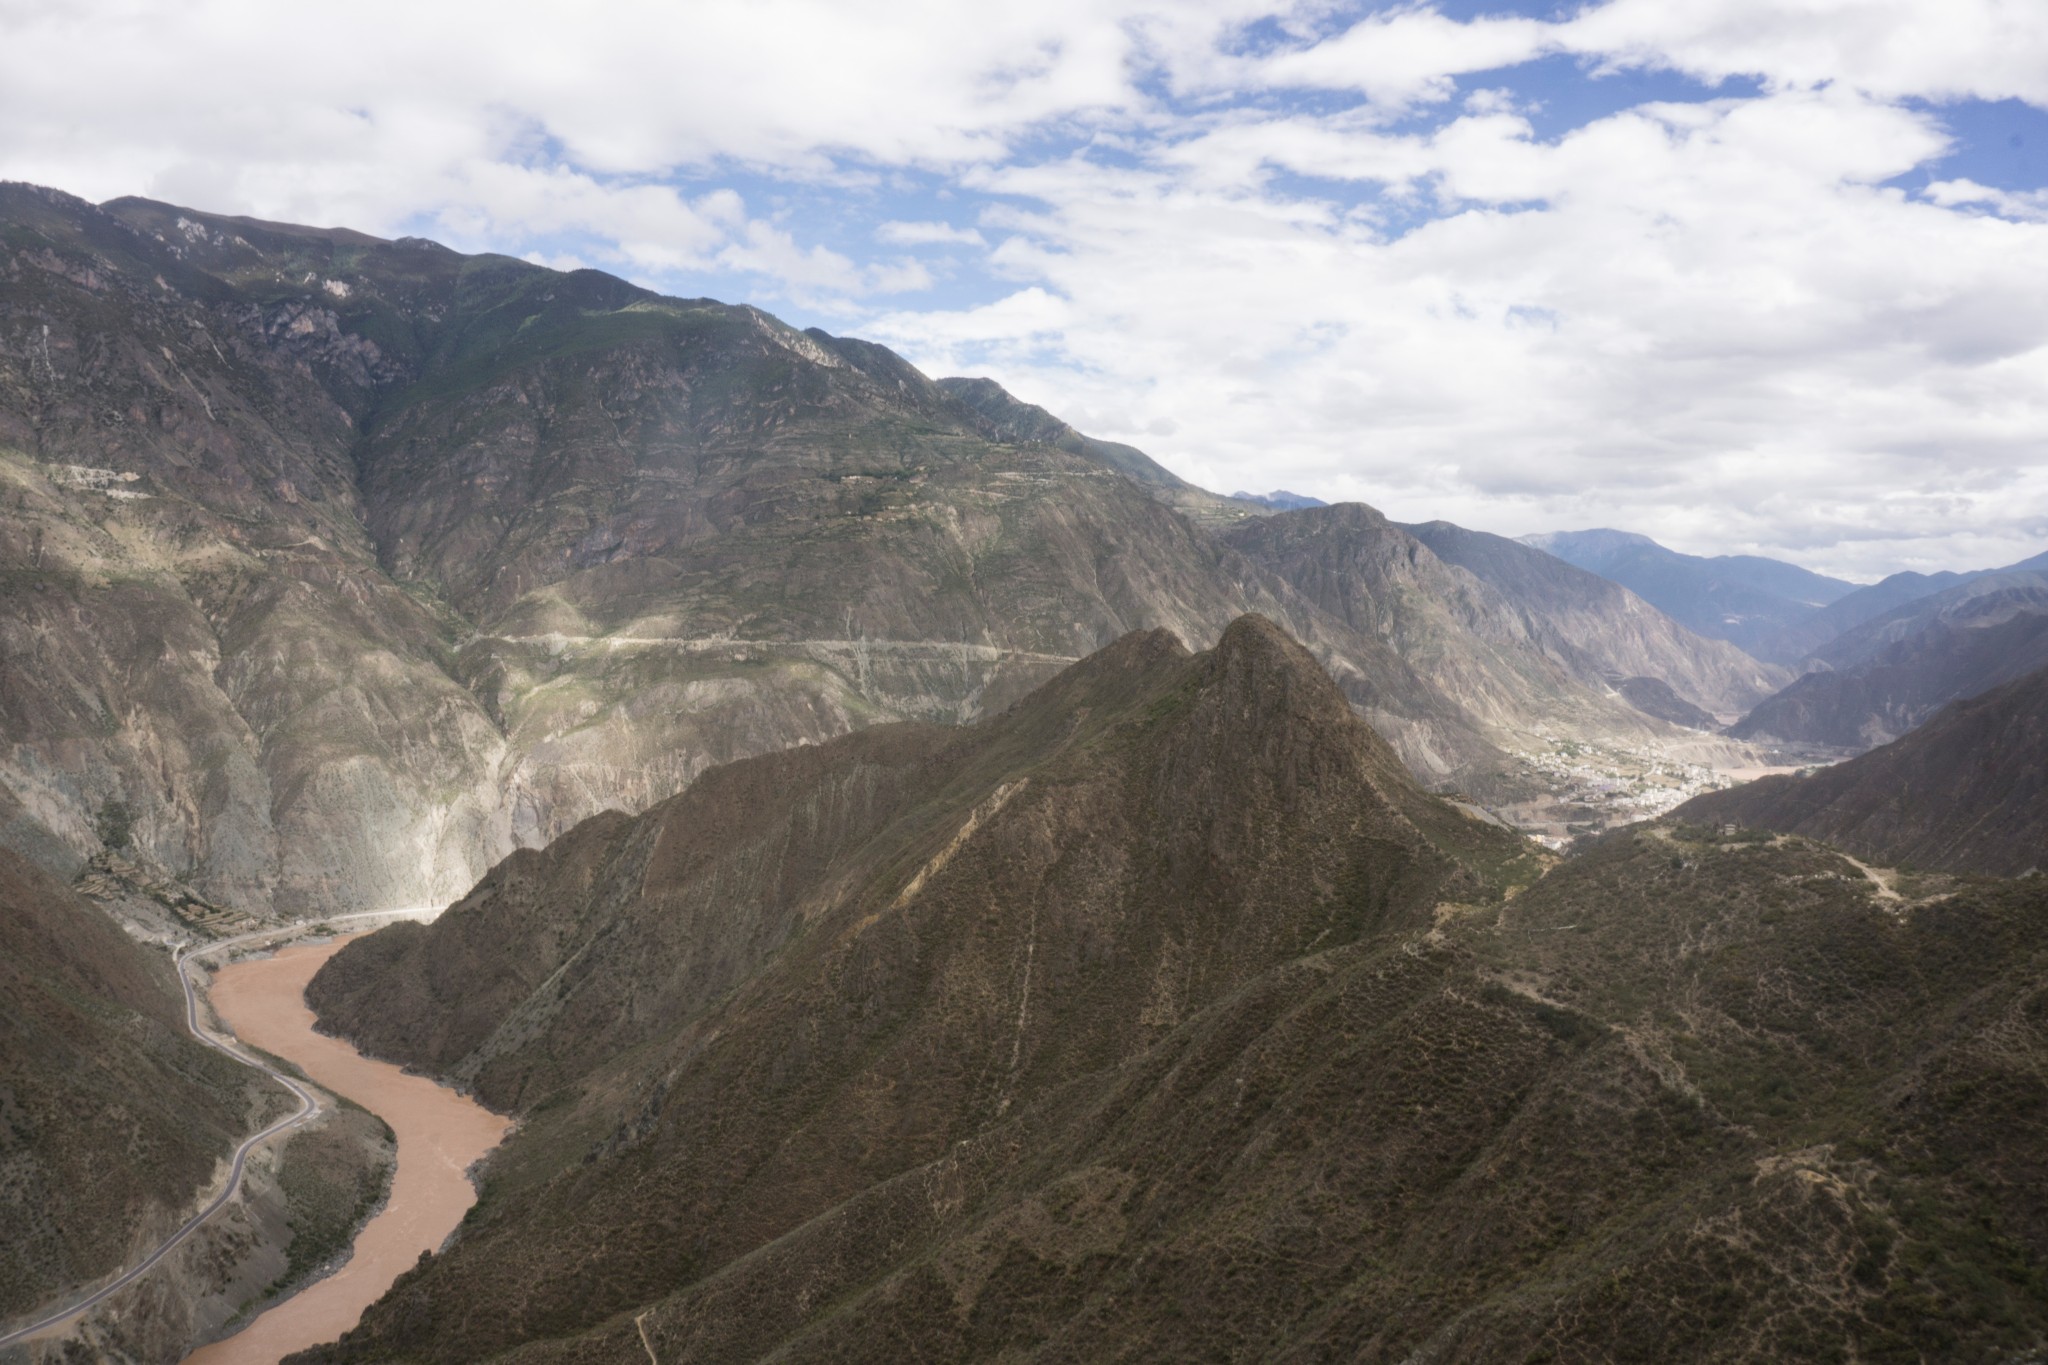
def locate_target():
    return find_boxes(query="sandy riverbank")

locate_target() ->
[184,937,508,1365]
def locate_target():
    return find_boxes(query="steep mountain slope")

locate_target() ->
[1214,506,1781,780]
[298,622,2048,1363]
[298,617,1540,1360]
[1730,573,2048,749]
[931,375,1244,521]
[1,184,516,913]
[1757,546,2048,664]
[1753,567,1973,664]
[0,847,249,1320]
[1683,663,2048,876]
[1401,518,1786,716]
[0,185,1405,902]
[1221,507,1661,743]
[2,180,1735,913]
[1521,527,1857,659]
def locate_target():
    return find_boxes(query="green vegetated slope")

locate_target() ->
[0,847,256,1320]
[294,618,2048,1363]
[1684,663,2048,876]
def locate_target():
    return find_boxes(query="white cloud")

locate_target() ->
[876,220,989,247]
[1560,0,2048,105]
[1236,9,1553,110]
[1924,177,2048,221]
[2,0,2046,573]
[868,81,2048,576]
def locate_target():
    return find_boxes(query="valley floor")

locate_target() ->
[187,939,508,1364]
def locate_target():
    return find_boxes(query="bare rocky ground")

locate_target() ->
[2,182,1779,924]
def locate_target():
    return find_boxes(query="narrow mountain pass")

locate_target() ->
[184,938,510,1365]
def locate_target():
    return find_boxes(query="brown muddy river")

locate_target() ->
[184,936,509,1365]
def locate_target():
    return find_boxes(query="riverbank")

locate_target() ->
[183,937,509,1364]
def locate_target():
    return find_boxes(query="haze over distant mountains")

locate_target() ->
[1524,527,2048,666]
[1229,489,1327,511]
[1520,528,1861,660]
[1522,526,2048,761]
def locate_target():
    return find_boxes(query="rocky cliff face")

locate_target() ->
[1401,518,1787,716]
[1684,662,2048,876]
[296,622,2048,1363]
[1218,505,1772,776]
[0,185,514,914]
[3,183,1771,914]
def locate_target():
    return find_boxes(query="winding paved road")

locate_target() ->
[0,909,435,1352]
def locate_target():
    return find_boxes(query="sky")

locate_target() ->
[4,0,2048,578]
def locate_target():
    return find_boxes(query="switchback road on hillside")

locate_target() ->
[0,909,435,1352]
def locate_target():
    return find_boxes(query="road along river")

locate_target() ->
[184,936,509,1365]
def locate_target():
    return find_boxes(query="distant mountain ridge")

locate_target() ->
[1519,528,1858,659]
[1755,546,2048,663]
[1730,572,2048,749]
[1683,661,2048,876]
[1401,519,1786,717]
[1523,527,2048,678]
[1230,488,1327,510]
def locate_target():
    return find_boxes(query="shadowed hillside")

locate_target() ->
[1683,663,2048,876]
[0,849,248,1320]
[1731,574,2048,751]
[293,619,2048,1363]
[297,616,1540,1360]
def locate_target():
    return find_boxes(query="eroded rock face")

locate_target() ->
[0,185,516,914]
[1,183,1757,915]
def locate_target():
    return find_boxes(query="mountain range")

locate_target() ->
[0,182,1782,925]
[1519,527,1859,659]
[293,618,2048,1363]
[1729,572,2048,750]
[7,183,2048,1362]
[1683,661,2048,877]
[1524,527,2048,670]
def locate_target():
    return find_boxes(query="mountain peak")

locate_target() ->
[1230,489,1328,510]
[1520,527,1656,553]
